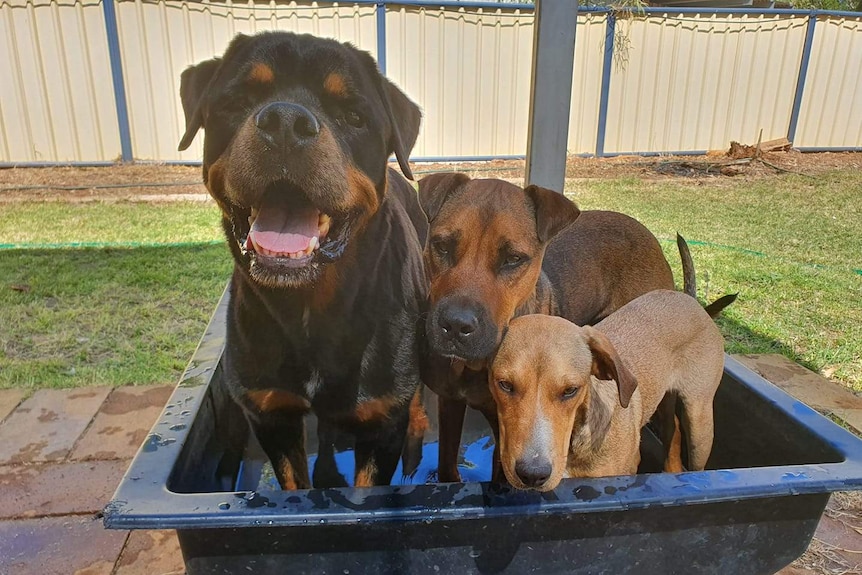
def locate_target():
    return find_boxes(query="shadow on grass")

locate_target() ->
[0,242,842,390]
[715,312,821,375]
[0,244,232,389]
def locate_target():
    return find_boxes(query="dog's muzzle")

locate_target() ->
[514,458,553,489]
[426,296,499,361]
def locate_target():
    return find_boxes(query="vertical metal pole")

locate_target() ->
[595,11,615,158]
[787,12,817,145]
[524,0,579,192]
[376,2,387,74]
[102,0,133,163]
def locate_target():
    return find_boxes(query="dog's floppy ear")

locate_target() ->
[356,50,421,181]
[417,173,470,223]
[178,33,254,151]
[582,326,638,408]
[524,185,581,243]
[375,75,422,181]
[178,57,222,151]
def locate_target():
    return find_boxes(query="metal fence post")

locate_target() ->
[595,11,615,158]
[524,0,579,192]
[102,0,134,163]
[376,2,387,74]
[787,11,817,145]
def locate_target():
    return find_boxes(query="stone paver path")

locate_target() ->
[0,385,184,575]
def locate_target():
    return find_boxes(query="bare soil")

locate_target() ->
[0,164,206,203]
[1,150,861,202]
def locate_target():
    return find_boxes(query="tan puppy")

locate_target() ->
[489,290,724,491]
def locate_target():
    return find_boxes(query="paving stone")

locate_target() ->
[70,385,174,461]
[734,354,862,433]
[805,492,862,573]
[114,529,185,575]
[0,387,111,465]
[0,460,128,519]
[0,389,26,424]
[0,516,128,575]
[807,514,862,572]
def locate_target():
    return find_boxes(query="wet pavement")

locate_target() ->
[0,356,859,574]
[0,384,183,575]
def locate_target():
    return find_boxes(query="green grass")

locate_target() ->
[0,245,232,389]
[0,202,224,246]
[0,169,860,391]
[0,201,231,390]
[567,170,862,391]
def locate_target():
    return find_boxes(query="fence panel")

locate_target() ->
[0,0,121,163]
[385,4,533,159]
[603,12,808,155]
[114,0,378,162]
[795,15,862,149]
[1,2,861,164]
[568,11,607,155]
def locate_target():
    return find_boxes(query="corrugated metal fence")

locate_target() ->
[1,0,860,165]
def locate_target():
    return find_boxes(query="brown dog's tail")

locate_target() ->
[677,233,698,299]
[677,233,738,318]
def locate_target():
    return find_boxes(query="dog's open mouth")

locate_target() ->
[237,182,351,271]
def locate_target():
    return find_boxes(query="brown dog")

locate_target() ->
[490,289,725,491]
[417,174,703,482]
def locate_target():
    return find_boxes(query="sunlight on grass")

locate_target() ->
[567,170,862,391]
[569,171,862,274]
[0,201,224,246]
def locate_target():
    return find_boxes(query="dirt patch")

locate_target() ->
[1,151,860,203]
[0,164,205,203]
[420,149,862,182]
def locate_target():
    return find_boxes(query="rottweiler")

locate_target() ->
[177,31,428,489]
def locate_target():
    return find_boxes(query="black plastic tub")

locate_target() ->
[104,290,862,574]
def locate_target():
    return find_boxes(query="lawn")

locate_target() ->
[567,170,862,391]
[0,168,859,391]
[0,203,231,389]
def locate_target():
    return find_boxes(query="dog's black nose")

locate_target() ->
[427,297,498,361]
[255,102,320,149]
[515,460,552,488]
[438,306,479,340]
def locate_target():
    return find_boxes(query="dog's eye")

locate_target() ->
[345,110,365,128]
[214,92,254,117]
[562,386,579,399]
[431,239,449,256]
[497,380,514,394]
[501,253,528,269]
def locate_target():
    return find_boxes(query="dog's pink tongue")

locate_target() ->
[250,203,319,254]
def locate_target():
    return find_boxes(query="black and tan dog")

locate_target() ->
[178,31,428,489]
[418,174,734,482]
